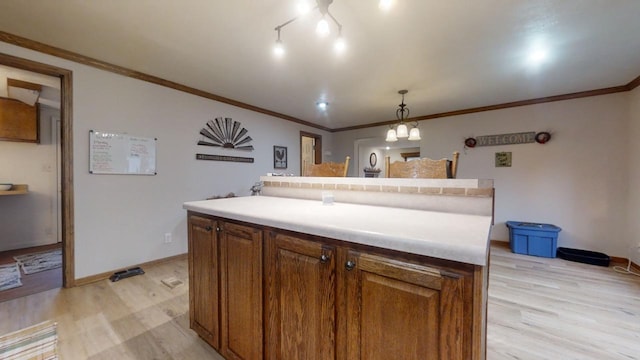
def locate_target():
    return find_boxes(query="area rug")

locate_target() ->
[0,263,22,291]
[0,320,58,360]
[14,249,62,275]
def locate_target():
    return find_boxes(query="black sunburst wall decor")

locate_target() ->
[198,117,254,151]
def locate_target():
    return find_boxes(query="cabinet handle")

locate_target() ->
[205,225,213,232]
[345,260,356,271]
[216,226,222,232]
[320,254,330,264]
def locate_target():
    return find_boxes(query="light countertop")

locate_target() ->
[183,196,492,266]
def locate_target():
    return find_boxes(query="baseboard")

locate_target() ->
[622,258,640,272]
[611,257,640,273]
[490,239,509,249]
[610,256,627,265]
[74,253,187,287]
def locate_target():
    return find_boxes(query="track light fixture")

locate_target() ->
[273,0,344,57]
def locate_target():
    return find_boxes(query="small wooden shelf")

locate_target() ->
[0,184,28,196]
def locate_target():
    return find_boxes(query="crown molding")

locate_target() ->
[0,31,331,132]
[626,74,640,91]
[333,84,634,132]
[2,31,638,134]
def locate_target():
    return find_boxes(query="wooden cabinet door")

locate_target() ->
[0,98,39,143]
[265,232,336,360]
[188,214,220,349]
[220,222,263,360]
[344,251,467,360]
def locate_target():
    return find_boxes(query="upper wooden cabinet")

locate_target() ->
[0,97,39,143]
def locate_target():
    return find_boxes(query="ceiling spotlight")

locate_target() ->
[273,29,285,57]
[334,35,346,53]
[316,17,330,36]
[379,0,394,11]
[317,101,329,110]
[273,44,285,57]
[297,0,313,15]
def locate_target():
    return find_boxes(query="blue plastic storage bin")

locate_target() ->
[506,221,562,258]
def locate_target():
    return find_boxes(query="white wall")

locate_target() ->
[1,41,330,278]
[3,38,637,273]
[334,93,631,258]
[350,137,419,177]
[628,86,640,264]
[0,105,60,251]
[360,146,420,177]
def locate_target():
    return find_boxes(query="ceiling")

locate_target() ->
[0,0,639,131]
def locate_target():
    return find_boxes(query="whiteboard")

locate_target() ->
[89,130,157,175]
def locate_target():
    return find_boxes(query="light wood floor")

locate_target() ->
[0,244,638,359]
[488,244,640,360]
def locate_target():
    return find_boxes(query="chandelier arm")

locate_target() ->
[275,4,320,32]
[396,106,410,121]
[326,10,342,30]
[275,16,299,32]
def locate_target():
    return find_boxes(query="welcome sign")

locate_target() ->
[475,132,536,146]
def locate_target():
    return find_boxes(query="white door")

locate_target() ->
[301,136,315,175]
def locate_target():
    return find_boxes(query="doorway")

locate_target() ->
[0,53,74,294]
[300,131,322,175]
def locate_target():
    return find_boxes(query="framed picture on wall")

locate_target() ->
[274,145,287,169]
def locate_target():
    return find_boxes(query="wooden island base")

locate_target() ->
[188,212,487,360]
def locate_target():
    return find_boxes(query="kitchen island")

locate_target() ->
[184,176,493,360]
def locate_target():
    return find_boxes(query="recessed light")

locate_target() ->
[525,37,551,68]
[528,48,548,65]
[317,101,328,110]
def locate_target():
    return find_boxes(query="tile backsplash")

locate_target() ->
[260,176,494,216]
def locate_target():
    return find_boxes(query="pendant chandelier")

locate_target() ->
[386,90,421,142]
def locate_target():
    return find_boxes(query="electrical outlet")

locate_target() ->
[164,233,172,244]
